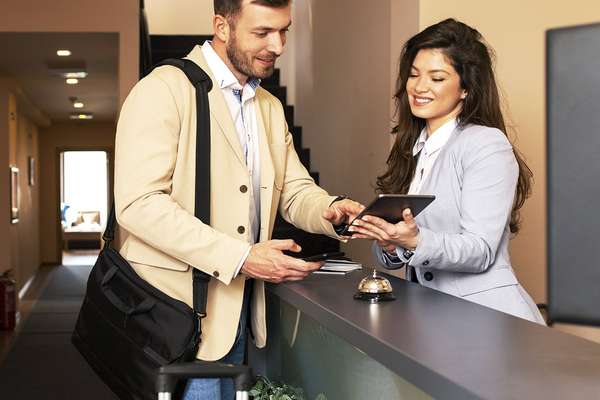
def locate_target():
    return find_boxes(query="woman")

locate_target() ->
[349,18,545,324]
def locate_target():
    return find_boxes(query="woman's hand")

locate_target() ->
[348,208,420,250]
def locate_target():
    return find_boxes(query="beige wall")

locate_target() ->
[13,111,41,290]
[145,0,214,35]
[290,0,419,266]
[0,92,11,274]
[419,0,600,304]
[0,86,41,290]
[39,123,115,264]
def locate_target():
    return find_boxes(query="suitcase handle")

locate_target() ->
[156,361,253,398]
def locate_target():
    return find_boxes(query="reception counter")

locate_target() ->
[249,270,600,399]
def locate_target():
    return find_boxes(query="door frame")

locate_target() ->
[55,146,114,264]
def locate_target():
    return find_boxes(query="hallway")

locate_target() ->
[0,263,117,399]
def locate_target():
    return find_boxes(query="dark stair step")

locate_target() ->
[298,148,310,170]
[310,172,320,185]
[272,214,340,258]
[261,68,280,87]
[284,105,294,127]
[150,35,212,65]
[262,85,287,105]
[290,126,302,150]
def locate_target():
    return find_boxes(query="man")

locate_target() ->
[114,0,361,398]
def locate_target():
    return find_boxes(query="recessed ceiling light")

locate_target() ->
[69,113,93,120]
[57,49,72,57]
[73,102,84,109]
[64,71,88,79]
[66,78,79,85]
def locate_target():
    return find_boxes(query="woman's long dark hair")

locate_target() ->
[377,18,532,233]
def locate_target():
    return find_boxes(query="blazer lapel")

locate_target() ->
[255,92,275,241]
[419,125,461,193]
[186,46,246,166]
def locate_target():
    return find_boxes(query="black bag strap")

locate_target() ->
[104,57,214,319]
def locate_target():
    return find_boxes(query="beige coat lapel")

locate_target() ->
[255,93,275,242]
[186,47,246,166]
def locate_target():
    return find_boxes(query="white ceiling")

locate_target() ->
[0,32,119,123]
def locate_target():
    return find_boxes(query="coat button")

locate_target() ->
[213,270,220,278]
[422,260,430,266]
[424,271,434,281]
[237,226,245,234]
[239,185,248,193]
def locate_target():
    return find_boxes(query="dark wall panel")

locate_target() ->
[547,23,600,325]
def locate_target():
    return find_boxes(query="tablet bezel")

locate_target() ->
[343,194,435,234]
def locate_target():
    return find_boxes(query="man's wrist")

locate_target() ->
[329,195,349,235]
[233,245,252,278]
[329,195,347,207]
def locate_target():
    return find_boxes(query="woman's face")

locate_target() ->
[406,48,467,134]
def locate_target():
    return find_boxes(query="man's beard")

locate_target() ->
[226,34,276,80]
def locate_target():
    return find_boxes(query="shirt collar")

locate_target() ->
[412,118,457,156]
[201,41,260,96]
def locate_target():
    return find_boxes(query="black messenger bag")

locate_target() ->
[72,59,215,400]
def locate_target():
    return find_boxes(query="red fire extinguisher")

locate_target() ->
[0,272,17,331]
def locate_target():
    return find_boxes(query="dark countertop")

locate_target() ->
[267,271,600,400]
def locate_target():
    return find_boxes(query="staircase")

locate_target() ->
[149,35,340,257]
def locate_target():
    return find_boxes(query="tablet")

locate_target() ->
[342,194,435,235]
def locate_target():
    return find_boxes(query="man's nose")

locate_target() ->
[267,33,285,56]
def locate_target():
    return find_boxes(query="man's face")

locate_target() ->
[226,1,291,80]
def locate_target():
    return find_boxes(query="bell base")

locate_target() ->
[354,291,396,303]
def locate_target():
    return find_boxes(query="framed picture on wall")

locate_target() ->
[28,156,35,186]
[10,166,19,224]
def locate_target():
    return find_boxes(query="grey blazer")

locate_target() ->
[373,124,544,324]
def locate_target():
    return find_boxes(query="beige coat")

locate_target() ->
[114,46,337,360]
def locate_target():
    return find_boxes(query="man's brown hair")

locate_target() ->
[214,0,291,20]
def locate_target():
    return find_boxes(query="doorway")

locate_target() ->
[59,150,109,265]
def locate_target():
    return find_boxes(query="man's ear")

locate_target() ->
[213,15,230,43]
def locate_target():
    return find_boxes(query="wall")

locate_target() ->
[0,0,138,272]
[145,0,214,35]
[419,0,600,305]
[290,0,419,265]
[39,122,115,264]
[14,110,40,289]
[0,85,41,290]
[0,92,11,275]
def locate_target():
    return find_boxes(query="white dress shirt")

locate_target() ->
[408,118,457,195]
[384,119,457,266]
[201,41,261,276]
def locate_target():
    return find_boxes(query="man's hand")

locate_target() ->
[241,239,322,283]
[322,198,365,226]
